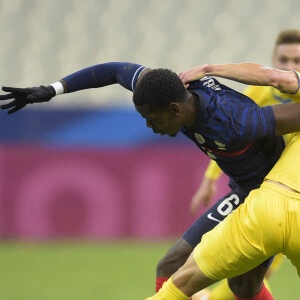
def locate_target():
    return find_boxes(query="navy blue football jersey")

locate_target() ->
[181,76,285,190]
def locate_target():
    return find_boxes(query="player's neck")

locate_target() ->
[183,93,199,128]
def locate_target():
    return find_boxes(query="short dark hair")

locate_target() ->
[275,29,300,46]
[133,68,189,110]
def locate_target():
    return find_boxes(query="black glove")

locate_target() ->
[0,85,56,114]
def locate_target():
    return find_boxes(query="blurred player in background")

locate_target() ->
[190,29,300,300]
[1,60,300,299]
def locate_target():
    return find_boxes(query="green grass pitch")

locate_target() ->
[0,241,298,299]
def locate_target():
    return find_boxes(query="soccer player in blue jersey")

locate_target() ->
[1,61,300,299]
[190,29,300,300]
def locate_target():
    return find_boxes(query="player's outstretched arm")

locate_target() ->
[179,63,300,94]
[0,62,150,114]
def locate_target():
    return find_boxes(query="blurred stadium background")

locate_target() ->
[0,0,299,298]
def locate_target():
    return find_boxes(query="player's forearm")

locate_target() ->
[51,62,146,95]
[204,63,299,94]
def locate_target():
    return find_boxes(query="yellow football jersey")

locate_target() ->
[244,85,294,107]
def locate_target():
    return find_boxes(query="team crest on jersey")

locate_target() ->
[195,133,205,144]
[214,141,226,150]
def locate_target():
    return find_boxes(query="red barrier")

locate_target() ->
[0,146,229,239]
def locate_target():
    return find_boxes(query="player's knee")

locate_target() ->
[156,250,189,277]
[227,277,241,295]
[228,268,266,298]
[156,238,193,277]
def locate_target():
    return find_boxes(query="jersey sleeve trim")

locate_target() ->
[131,66,146,91]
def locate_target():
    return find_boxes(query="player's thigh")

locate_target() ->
[193,185,284,280]
[183,186,248,248]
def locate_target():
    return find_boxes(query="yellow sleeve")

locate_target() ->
[204,160,222,180]
[243,85,275,107]
[243,85,263,100]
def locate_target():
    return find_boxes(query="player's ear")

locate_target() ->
[169,103,181,114]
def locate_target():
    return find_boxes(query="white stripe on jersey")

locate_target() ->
[131,66,146,91]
